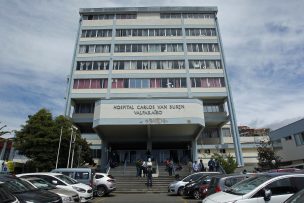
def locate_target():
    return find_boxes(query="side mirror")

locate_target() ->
[264,188,272,201]
[52,180,58,185]
[189,179,193,182]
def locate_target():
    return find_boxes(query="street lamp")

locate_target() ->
[67,125,78,168]
[55,127,63,169]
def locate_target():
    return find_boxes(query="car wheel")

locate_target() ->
[193,190,201,200]
[178,187,184,196]
[96,186,106,197]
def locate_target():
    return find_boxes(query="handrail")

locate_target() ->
[106,160,111,174]
[172,162,176,175]
[155,159,159,177]
[123,160,127,175]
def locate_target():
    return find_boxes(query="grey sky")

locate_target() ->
[0,0,303,136]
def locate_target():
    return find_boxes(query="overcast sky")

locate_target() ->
[0,0,303,136]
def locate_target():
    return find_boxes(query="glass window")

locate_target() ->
[75,172,90,180]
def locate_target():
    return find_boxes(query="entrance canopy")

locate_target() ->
[93,99,205,142]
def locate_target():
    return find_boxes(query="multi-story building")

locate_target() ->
[64,7,243,169]
[270,118,304,168]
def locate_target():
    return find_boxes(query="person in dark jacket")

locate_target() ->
[147,167,153,188]
[208,158,215,172]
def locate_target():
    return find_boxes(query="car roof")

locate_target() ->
[52,168,94,172]
[17,172,63,176]
[0,175,18,182]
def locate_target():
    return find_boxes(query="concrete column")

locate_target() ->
[219,128,224,145]
[0,141,7,160]
[192,139,197,162]
[101,140,108,172]
[147,125,152,151]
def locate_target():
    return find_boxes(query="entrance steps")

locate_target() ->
[109,164,191,193]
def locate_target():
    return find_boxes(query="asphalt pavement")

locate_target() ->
[91,193,201,203]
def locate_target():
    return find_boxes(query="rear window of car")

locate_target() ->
[183,173,203,182]
[75,172,90,180]
[95,174,104,179]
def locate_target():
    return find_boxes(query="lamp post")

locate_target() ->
[55,127,63,169]
[67,125,78,168]
[70,131,77,168]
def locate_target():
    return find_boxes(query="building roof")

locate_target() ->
[269,118,304,140]
[79,6,218,15]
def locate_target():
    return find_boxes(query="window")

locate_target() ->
[75,172,90,180]
[78,45,111,54]
[73,79,108,89]
[187,43,219,52]
[294,131,304,146]
[95,174,104,179]
[114,44,183,53]
[285,136,292,141]
[204,149,211,154]
[220,149,226,154]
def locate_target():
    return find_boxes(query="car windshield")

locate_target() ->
[28,179,56,190]
[55,174,78,185]
[4,179,38,194]
[285,188,304,203]
[183,173,203,182]
[226,175,272,195]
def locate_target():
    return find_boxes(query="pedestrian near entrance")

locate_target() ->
[146,158,153,188]
[192,160,200,172]
[199,159,205,172]
[136,159,142,177]
[208,158,215,172]
[142,161,147,177]
[168,160,174,176]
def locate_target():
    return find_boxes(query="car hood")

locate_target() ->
[50,188,78,197]
[169,180,179,185]
[204,191,243,203]
[15,189,61,202]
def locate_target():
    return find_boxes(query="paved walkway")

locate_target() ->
[91,193,200,203]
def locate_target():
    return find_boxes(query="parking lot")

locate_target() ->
[91,193,200,203]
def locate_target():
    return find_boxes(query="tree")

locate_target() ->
[0,122,11,137]
[212,153,238,174]
[14,108,93,171]
[257,140,280,170]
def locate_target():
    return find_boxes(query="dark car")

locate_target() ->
[284,187,304,203]
[206,174,253,197]
[183,175,212,199]
[0,175,62,203]
[0,184,19,203]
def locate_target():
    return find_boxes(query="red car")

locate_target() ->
[199,183,210,199]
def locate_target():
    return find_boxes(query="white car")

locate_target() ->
[203,173,304,203]
[21,177,79,203]
[168,172,219,195]
[94,172,116,197]
[17,172,93,202]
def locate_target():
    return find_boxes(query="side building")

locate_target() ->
[270,118,304,168]
[64,7,243,169]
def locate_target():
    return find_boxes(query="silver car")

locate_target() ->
[21,177,79,203]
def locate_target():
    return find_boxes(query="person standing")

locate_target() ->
[199,159,205,172]
[168,160,174,176]
[208,158,215,172]
[192,160,199,173]
[215,159,220,172]
[136,159,142,177]
[142,161,147,177]
[146,158,153,188]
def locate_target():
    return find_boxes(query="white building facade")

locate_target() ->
[64,7,243,169]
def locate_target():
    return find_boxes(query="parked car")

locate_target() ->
[203,173,304,203]
[206,174,253,197]
[168,172,219,195]
[0,175,62,203]
[284,187,304,203]
[183,175,212,199]
[51,168,95,188]
[0,183,19,203]
[21,177,79,203]
[94,172,116,197]
[17,173,93,202]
